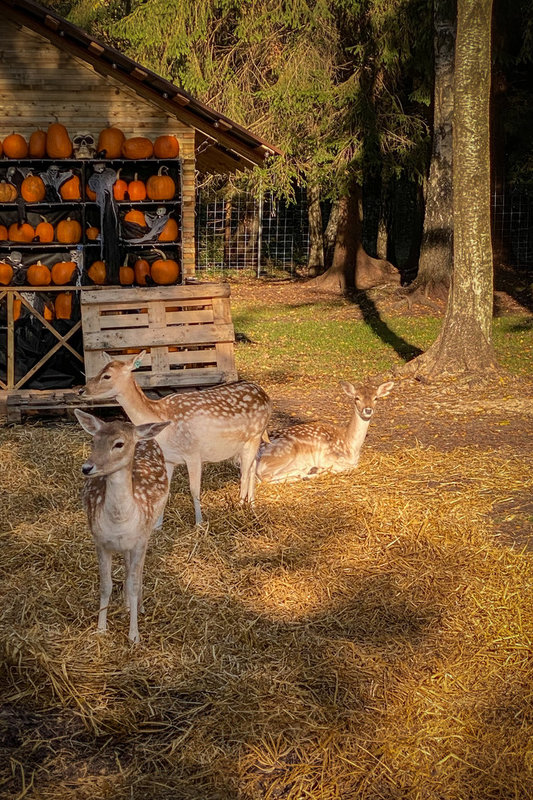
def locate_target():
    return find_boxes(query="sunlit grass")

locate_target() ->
[232,304,533,385]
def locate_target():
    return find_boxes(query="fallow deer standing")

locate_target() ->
[256,380,394,483]
[75,409,170,643]
[80,352,272,525]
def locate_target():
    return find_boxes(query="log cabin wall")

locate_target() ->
[0,20,196,276]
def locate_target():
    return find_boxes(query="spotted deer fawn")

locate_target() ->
[75,409,170,643]
[256,380,394,483]
[80,352,272,525]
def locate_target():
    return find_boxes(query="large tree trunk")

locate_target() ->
[411,0,455,297]
[406,0,498,378]
[313,183,400,293]
[323,199,340,269]
[307,182,324,275]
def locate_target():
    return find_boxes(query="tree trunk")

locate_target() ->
[405,0,498,378]
[411,0,455,296]
[313,183,400,293]
[323,199,340,269]
[307,182,324,275]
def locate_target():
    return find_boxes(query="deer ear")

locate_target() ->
[130,350,146,371]
[75,408,105,436]
[377,381,394,398]
[340,381,356,398]
[135,420,170,440]
[101,351,113,364]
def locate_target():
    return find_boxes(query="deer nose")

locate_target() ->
[362,407,373,418]
[82,462,95,476]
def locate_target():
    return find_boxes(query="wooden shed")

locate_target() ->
[0,0,279,420]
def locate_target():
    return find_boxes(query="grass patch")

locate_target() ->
[233,304,533,385]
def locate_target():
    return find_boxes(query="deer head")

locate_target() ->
[340,380,395,422]
[80,351,146,401]
[75,409,169,476]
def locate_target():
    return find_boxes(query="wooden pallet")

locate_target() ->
[3,388,118,424]
[81,283,237,388]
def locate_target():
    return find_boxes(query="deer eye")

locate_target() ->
[102,374,111,380]
[113,440,124,449]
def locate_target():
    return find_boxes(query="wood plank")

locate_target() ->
[81,284,230,305]
[215,341,236,374]
[83,322,235,350]
[136,369,236,388]
[148,299,169,374]
[6,291,14,390]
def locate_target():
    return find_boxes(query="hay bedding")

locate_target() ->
[0,422,532,800]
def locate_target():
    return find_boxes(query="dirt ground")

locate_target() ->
[229,276,533,550]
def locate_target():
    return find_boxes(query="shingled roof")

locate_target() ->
[1,0,281,173]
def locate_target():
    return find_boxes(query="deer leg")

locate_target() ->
[185,455,204,525]
[96,546,113,634]
[125,542,148,644]
[240,435,263,504]
[155,462,175,529]
[123,551,131,609]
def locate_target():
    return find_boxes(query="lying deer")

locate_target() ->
[80,352,272,525]
[75,409,170,643]
[256,380,394,483]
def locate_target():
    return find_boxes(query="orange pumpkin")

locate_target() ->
[51,260,77,285]
[151,258,179,285]
[46,123,72,158]
[158,217,179,242]
[128,173,146,201]
[86,226,100,241]
[113,169,128,201]
[60,175,81,201]
[153,134,179,159]
[124,209,146,227]
[13,298,22,321]
[119,265,135,285]
[0,262,13,285]
[0,140,2,157]
[9,222,35,242]
[86,185,97,201]
[3,132,28,159]
[55,292,73,320]
[97,127,125,159]
[122,137,153,159]
[0,181,18,203]
[87,260,107,284]
[146,167,175,200]
[21,174,46,203]
[27,261,51,286]
[43,303,55,321]
[134,258,151,286]
[0,225,8,241]
[56,217,82,244]
[35,217,54,243]
[29,130,47,158]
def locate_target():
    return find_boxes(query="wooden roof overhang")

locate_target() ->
[0,0,281,174]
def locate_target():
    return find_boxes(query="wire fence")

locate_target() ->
[195,185,533,277]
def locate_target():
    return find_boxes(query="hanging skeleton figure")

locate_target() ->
[87,164,121,284]
[39,164,75,203]
[126,206,171,244]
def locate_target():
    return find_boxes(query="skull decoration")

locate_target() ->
[72,132,96,159]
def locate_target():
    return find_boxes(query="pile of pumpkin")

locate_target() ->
[0,124,179,161]
[0,258,78,287]
[0,217,83,244]
[87,256,179,286]
[7,293,74,322]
